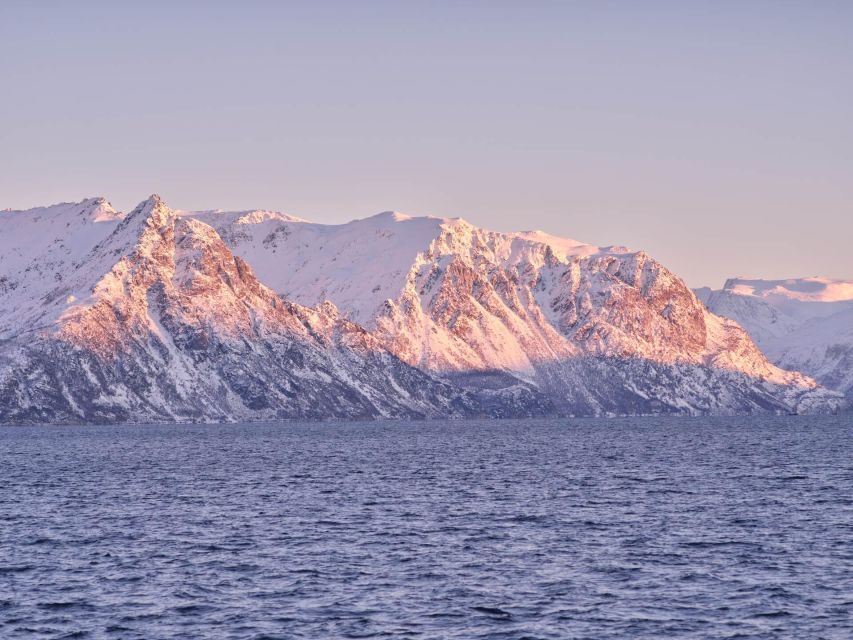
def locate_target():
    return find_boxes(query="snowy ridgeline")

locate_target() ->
[696,278,853,401]
[0,195,847,424]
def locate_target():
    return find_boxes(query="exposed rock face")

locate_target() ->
[699,278,853,401]
[194,209,846,416]
[0,197,486,424]
[0,196,845,424]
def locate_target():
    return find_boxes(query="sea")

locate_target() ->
[1,416,851,639]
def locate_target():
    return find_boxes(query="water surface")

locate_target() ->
[1,416,851,639]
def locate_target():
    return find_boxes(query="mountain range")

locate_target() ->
[696,278,853,402]
[0,195,846,424]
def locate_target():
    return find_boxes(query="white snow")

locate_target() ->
[725,276,853,304]
[187,208,626,327]
[185,204,813,395]
[2,194,842,419]
[0,197,125,339]
[700,277,853,397]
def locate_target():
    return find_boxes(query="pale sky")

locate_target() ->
[1,1,850,287]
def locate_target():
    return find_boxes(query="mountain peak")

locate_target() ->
[370,211,413,222]
[2,193,847,421]
[133,193,165,214]
[80,196,108,205]
[125,193,174,229]
[81,196,122,222]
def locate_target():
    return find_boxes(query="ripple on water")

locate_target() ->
[0,416,851,639]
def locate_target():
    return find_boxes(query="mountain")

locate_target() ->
[0,196,844,424]
[698,278,853,401]
[188,207,844,416]
[0,196,506,424]
[0,197,124,339]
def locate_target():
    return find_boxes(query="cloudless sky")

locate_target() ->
[1,0,850,286]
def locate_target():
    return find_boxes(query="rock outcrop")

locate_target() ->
[194,208,846,416]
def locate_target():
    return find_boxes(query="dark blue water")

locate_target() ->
[1,417,851,639]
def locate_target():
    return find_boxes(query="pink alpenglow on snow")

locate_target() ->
[0,194,845,424]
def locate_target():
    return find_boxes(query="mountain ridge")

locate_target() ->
[0,197,492,423]
[184,199,845,416]
[698,277,853,401]
[0,195,846,423]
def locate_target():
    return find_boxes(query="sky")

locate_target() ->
[1,1,850,287]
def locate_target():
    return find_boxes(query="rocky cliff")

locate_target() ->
[192,208,845,416]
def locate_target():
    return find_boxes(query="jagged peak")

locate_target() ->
[63,196,122,222]
[125,193,174,229]
[127,194,162,214]
[82,196,123,222]
[0,196,123,223]
[80,195,108,206]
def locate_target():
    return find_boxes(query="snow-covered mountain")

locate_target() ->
[188,206,845,416]
[698,278,853,400]
[0,197,504,424]
[0,195,845,424]
[0,197,124,339]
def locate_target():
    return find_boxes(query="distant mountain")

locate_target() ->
[698,278,853,401]
[0,196,844,424]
